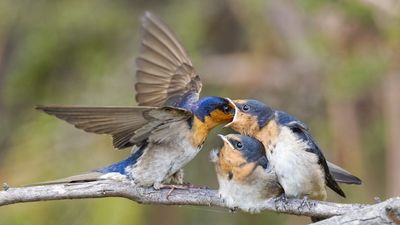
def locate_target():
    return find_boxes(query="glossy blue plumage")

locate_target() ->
[229,135,267,165]
[96,144,146,175]
[176,91,201,109]
[192,96,231,122]
[275,111,308,131]
[236,99,274,128]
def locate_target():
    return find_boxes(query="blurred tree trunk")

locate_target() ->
[0,24,18,162]
[326,98,364,178]
[383,73,400,196]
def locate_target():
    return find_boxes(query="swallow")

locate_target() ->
[35,12,235,189]
[210,134,282,212]
[226,99,361,201]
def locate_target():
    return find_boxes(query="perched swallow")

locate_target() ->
[35,12,235,189]
[210,134,282,212]
[227,99,361,201]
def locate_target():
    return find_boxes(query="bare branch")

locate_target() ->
[0,180,399,224]
[313,197,400,225]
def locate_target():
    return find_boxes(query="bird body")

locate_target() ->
[37,96,234,188]
[35,12,235,188]
[212,134,282,212]
[267,125,327,200]
[228,99,361,200]
[123,122,200,188]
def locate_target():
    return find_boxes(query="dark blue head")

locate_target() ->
[227,99,274,135]
[219,134,269,169]
[192,96,235,124]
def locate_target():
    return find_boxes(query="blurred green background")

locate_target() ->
[1,0,399,224]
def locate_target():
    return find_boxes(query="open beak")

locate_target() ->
[224,98,238,128]
[217,134,234,149]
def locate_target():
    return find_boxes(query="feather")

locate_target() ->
[328,161,362,185]
[36,105,155,149]
[135,11,202,107]
[26,172,105,186]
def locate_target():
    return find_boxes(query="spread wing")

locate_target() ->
[135,11,202,107]
[36,105,192,149]
[36,105,155,149]
[275,111,346,198]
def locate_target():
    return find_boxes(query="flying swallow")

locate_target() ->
[35,12,235,189]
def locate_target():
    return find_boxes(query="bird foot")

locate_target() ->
[181,182,208,189]
[299,196,314,210]
[229,207,238,213]
[275,193,288,210]
[158,184,190,199]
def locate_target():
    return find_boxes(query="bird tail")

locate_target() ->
[25,172,105,186]
[327,162,362,185]
[311,216,327,223]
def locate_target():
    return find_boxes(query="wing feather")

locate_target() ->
[135,12,202,107]
[37,105,193,149]
[36,105,155,149]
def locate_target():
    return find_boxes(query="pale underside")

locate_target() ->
[268,127,327,201]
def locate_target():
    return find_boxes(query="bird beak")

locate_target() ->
[224,98,238,128]
[217,134,234,149]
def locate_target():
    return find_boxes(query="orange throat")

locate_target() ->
[217,146,257,183]
[190,116,211,147]
[191,111,232,147]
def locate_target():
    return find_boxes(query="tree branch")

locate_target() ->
[0,180,399,224]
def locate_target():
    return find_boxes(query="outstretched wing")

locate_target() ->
[37,105,193,149]
[36,105,155,149]
[135,11,202,107]
[275,111,346,198]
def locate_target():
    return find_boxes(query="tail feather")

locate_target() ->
[327,161,362,185]
[25,172,105,186]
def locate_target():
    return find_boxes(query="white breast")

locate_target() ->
[217,167,280,213]
[268,127,326,200]
[125,125,200,188]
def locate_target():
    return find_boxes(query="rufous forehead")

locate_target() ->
[224,134,241,143]
[233,99,247,105]
[234,112,258,125]
[220,145,246,163]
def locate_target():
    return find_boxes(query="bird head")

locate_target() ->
[193,96,235,129]
[225,99,274,136]
[214,134,269,182]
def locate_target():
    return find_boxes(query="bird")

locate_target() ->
[210,134,282,212]
[226,99,361,201]
[35,12,236,189]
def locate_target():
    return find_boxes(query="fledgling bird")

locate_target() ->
[35,12,236,189]
[211,134,282,212]
[227,99,361,201]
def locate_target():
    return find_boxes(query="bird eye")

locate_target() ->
[235,141,243,149]
[222,105,230,113]
[242,104,250,112]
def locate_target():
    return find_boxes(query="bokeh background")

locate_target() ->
[1,0,399,224]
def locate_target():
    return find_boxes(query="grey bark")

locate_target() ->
[0,180,399,224]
